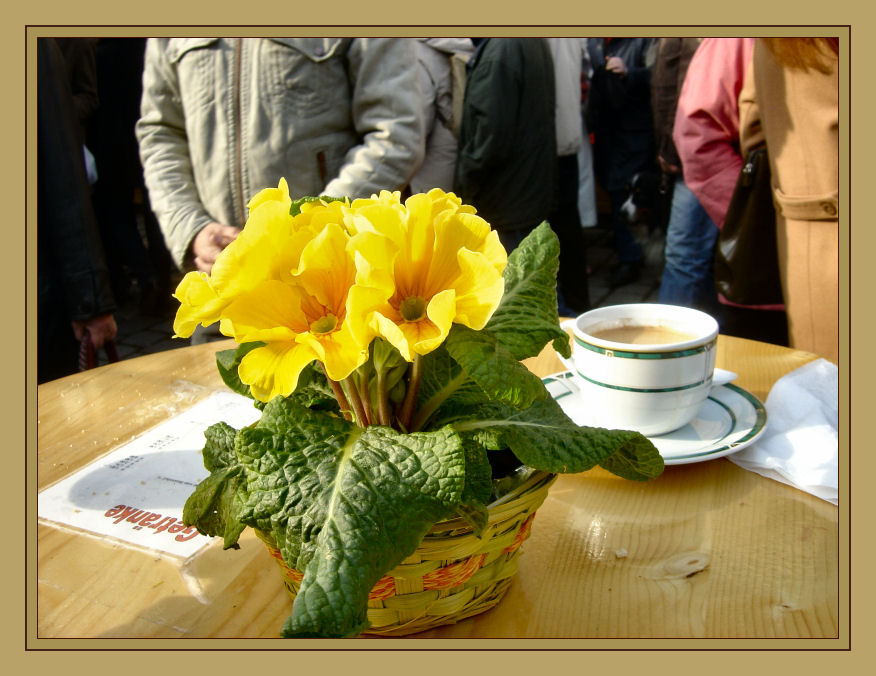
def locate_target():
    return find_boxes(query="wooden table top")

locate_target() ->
[35,334,839,642]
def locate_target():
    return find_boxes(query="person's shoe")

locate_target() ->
[610,261,642,288]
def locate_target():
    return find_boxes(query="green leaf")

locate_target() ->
[451,397,663,480]
[182,422,248,549]
[215,342,265,403]
[461,437,494,506]
[444,325,547,410]
[454,501,489,538]
[598,435,667,481]
[289,195,347,217]
[410,344,486,431]
[233,397,466,638]
[487,222,571,360]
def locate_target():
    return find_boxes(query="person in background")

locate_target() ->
[408,37,474,194]
[38,37,117,383]
[673,37,789,347]
[739,38,839,363]
[577,42,598,230]
[136,38,425,277]
[652,37,722,316]
[548,37,591,315]
[453,37,556,254]
[88,38,173,316]
[585,37,657,288]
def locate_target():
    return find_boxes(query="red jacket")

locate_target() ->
[672,37,754,229]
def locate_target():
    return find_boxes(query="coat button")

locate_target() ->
[821,202,837,216]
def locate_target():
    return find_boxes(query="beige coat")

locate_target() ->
[739,40,839,363]
[136,38,425,269]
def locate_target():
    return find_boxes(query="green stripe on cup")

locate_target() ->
[574,335,715,359]
[575,370,710,393]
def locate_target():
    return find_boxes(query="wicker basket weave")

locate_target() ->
[257,470,557,636]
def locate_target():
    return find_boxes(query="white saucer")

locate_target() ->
[544,371,768,466]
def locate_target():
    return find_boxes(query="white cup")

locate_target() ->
[558,303,721,436]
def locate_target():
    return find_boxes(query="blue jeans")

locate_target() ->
[658,178,720,310]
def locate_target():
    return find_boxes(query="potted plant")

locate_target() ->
[175,182,663,638]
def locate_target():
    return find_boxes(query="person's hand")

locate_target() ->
[605,56,627,76]
[72,313,117,349]
[192,221,240,273]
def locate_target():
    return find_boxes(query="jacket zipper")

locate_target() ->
[233,38,245,227]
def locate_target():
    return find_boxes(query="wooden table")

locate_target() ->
[35,334,840,643]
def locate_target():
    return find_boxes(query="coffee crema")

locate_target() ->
[587,324,698,345]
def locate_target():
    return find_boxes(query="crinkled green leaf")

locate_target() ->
[451,397,663,479]
[596,436,667,481]
[216,342,265,404]
[444,324,546,410]
[412,344,485,431]
[461,437,494,506]
[233,397,466,638]
[454,501,489,538]
[486,222,571,360]
[289,195,347,217]
[182,422,247,549]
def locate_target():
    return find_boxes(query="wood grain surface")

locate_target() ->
[36,335,838,640]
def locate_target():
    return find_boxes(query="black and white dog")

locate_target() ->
[620,170,673,267]
[620,170,669,228]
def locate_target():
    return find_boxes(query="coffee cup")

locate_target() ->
[558,303,721,436]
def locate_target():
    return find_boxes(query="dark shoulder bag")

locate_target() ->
[714,146,784,306]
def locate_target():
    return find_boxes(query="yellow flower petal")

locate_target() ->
[451,248,506,329]
[295,223,355,312]
[238,341,319,402]
[246,177,291,212]
[222,280,308,344]
[172,271,225,338]
[318,325,370,382]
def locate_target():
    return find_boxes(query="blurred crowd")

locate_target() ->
[36,36,839,382]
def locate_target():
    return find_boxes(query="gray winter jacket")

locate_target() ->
[136,37,425,268]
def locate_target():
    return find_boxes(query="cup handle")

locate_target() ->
[557,353,577,374]
[560,318,577,332]
[557,319,579,373]
[711,368,738,388]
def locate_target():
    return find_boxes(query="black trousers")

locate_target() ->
[549,154,591,314]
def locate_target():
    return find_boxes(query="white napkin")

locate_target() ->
[727,358,838,505]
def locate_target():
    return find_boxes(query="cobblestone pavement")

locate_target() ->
[109,220,665,363]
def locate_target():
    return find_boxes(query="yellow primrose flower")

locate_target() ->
[347,189,507,361]
[172,180,351,339]
[225,222,373,401]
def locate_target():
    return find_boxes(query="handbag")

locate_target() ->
[714,146,784,306]
[78,329,120,371]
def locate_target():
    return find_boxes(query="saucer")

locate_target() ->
[544,371,768,465]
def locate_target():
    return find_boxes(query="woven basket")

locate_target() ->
[257,469,557,636]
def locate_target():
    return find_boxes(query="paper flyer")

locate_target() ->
[38,391,262,561]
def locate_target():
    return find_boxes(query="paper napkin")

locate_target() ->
[727,358,838,505]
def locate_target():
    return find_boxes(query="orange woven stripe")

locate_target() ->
[422,553,487,590]
[503,514,535,554]
[269,545,397,600]
[367,575,397,601]
[269,522,525,601]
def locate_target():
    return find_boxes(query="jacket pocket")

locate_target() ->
[260,38,351,121]
[773,187,839,221]
[165,38,222,115]
[166,37,220,64]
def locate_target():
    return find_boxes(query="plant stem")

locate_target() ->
[357,370,374,426]
[410,371,467,432]
[398,354,422,432]
[375,368,392,427]
[323,366,353,422]
[343,377,369,428]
